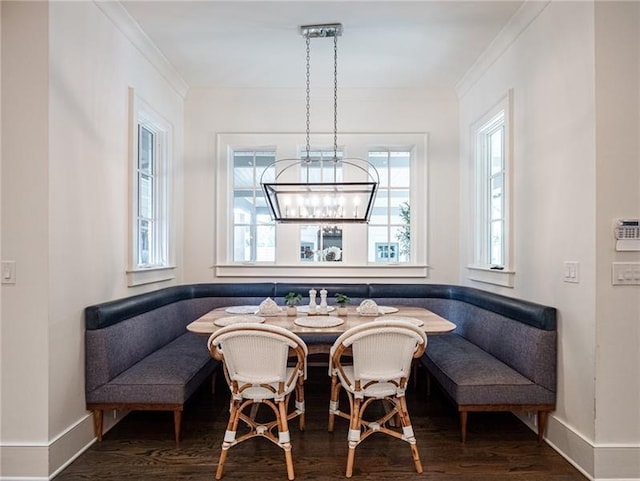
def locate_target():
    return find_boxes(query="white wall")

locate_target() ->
[183,87,460,284]
[593,2,640,479]
[459,2,639,479]
[1,2,185,478]
[1,3,52,478]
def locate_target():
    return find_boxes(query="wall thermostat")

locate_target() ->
[615,219,640,251]
[615,219,640,239]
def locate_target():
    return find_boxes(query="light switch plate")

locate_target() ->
[563,261,580,283]
[612,262,640,285]
[1,261,16,284]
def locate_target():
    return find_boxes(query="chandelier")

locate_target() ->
[261,23,379,223]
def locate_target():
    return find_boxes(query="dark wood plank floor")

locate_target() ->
[56,365,586,480]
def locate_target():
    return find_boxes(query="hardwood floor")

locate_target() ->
[57,365,586,480]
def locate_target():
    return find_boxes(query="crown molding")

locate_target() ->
[94,1,189,98]
[455,0,551,99]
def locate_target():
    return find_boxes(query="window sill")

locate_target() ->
[466,265,515,288]
[214,263,429,279]
[127,266,176,287]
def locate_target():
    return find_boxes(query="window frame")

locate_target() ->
[367,149,412,264]
[215,133,428,278]
[231,149,276,263]
[468,91,514,287]
[127,88,175,286]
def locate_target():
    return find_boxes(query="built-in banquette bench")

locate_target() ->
[367,284,557,443]
[84,283,277,443]
[85,283,556,444]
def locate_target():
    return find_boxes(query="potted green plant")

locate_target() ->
[334,293,350,315]
[284,292,303,315]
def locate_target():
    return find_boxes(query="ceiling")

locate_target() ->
[120,1,524,90]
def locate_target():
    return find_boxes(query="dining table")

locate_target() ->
[187,304,456,355]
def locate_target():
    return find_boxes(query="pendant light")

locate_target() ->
[261,23,379,223]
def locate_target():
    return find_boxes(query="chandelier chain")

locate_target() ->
[305,34,311,162]
[260,24,379,223]
[333,33,338,162]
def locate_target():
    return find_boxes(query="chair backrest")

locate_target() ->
[330,320,427,387]
[208,323,308,390]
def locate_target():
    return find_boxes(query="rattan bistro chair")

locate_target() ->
[207,323,308,480]
[328,320,427,478]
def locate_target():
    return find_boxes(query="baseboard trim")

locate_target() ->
[517,412,640,481]
[0,410,127,480]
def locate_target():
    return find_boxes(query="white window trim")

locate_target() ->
[215,132,428,278]
[127,87,175,286]
[467,90,514,288]
[368,148,412,264]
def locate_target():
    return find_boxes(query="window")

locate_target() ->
[368,150,411,263]
[469,92,513,286]
[216,133,427,278]
[300,225,343,262]
[128,89,174,286]
[232,150,275,262]
[297,150,344,263]
[477,113,505,266]
[136,122,165,267]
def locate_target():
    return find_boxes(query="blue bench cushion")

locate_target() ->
[86,333,216,405]
[422,334,555,406]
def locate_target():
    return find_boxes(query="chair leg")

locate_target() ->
[345,397,362,478]
[296,377,306,431]
[93,410,104,441]
[216,399,241,480]
[459,410,468,443]
[328,374,341,432]
[277,400,295,481]
[398,396,423,474]
[216,448,229,480]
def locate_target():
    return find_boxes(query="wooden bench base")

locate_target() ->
[459,404,554,444]
[88,403,184,445]
[426,372,554,444]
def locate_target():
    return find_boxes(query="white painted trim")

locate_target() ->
[0,412,126,480]
[127,265,176,286]
[0,477,49,481]
[593,444,640,480]
[514,412,594,480]
[93,1,189,98]
[542,413,640,481]
[466,265,515,287]
[214,264,429,278]
[456,0,551,98]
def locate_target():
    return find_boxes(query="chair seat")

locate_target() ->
[338,366,404,398]
[237,367,298,401]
